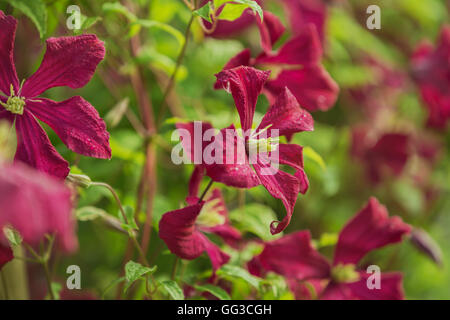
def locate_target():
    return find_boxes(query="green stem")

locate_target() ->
[1,271,9,300]
[198,179,214,202]
[171,257,179,281]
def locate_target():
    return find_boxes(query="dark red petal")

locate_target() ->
[348,272,405,300]
[0,10,19,95]
[253,156,301,234]
[0,244,13,270]
[281,0,326,42]
[205,126,260,188]
[256,24,322,66]
[256,231,331,280]
[159,203,206,260]
[0,162,77,251]
[256,11,285,53]
[213,49,252,90]
[278,144,309,194]
[215,66,270,131]
[258,87,314,136]
[176,121,214,164]
[26,97,111,159]
[265,66,339,112]
[14,111,69,179]
[158,203,229,272]
[334,197,412,265]
[22,35,105,98]
[320,283,356,300]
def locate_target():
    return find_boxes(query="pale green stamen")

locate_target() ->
[331,264,360,283]
[196,198,226,228]
[0,84,25,115]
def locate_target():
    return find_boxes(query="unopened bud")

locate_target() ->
[410,228,443,266]
[67,173,92,188]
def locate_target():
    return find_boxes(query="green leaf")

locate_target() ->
[229,203,278,241]
[3,226,22,246]
[50,282,62,300]
[194,284,231,300]
[76,206,107,221]
[118,205,139,233]
[160,280,184,300]
[8,0,47,39]
[317,233,338,248]
[80,16,102,30]
[217,0,263,21]
[124,261,157,292]
[193,2,213,23]
[303,146,326,170]
[218,265,260,288]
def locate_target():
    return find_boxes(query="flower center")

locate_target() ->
[330,264,360,283]
[196,198,226,228]
[0,85,25,115]
[245,124,279,155]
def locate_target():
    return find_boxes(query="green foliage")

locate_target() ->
[160,280,184,300]
[124,261,157,292]
[6,0,47,38]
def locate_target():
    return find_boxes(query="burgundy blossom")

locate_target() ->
[0,162,77,253]
[0,244,13,270]
[0,11,111,179]
[215,19,339,113]
[249,197,412,300]
[159,166,241,273]
[411,25,450,129]
[200,66,313,234]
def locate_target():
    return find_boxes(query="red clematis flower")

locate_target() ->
[0,162,78,253]
[411,25,450,129]
[351,127,410,185]
[0,11,111,179]
[206,66,312,234]
[159,166,241,273]
[249,197,412,300]
[215,20,339,113]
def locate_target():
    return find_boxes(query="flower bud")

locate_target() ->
[67,173,92,188]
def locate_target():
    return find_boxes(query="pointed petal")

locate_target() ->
[265,66,339,112]
[258,87,314,136]
[256,24,322,66]
[205,126,260,188]
[176,121,214,164]
[281,0,326,41]
[0,244,13,271]
[22,35,105,98]
[201,233,230,272]
[215,66,270,131]
[278,144,309,194]
[0,162,77,251]
[253,155,300,234]
[256,11,285,53]
[334,197,412,265]
[0,10,19,95]
[14,111,69,179]
[213,49,251,90]
[26,97,111,159]
[347,272,405,300]
[188,166,205,200]
[255,231,331,280]
[320,283,355,300]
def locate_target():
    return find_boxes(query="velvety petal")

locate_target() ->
[22,35,105,98]
[213,49,252,90]
[320,283,355,300]
[281,0,326,41]
[287,278,326,300]
[253,155,300,234]
[255,231,331,280]
[176,121,214,164]
[201,233,230,272]
[0,244,13,270]
[215,66,270,131]
[278,144,309,194]
[333,197,412,265]
[0,11,19,95]
[265,66,339,112]
[256,11,285,53]
[26,97,111,159]
[158,202,229,272]
[255,25,322,66]
[205,126,260,188]
[348,272,405,300]
[14,110,69,179]
[0,162,77,251]
[258,87,314,137]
